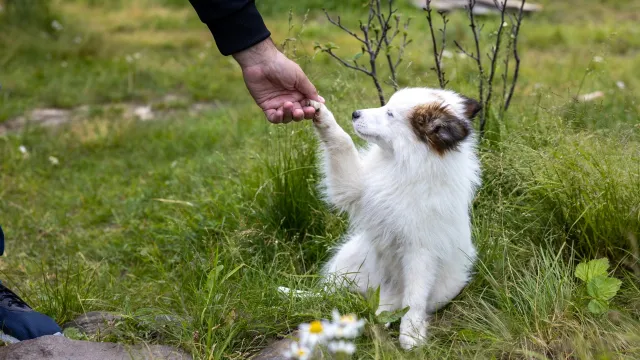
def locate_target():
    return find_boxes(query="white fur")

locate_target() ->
[308,87,481,350]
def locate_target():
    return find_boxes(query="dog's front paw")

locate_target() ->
[307,99,323,112]
[306,100,333,129]
[399,317,428,350]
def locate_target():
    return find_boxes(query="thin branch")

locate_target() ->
[504,0,525,112]
[454,41,477,61]
[324,11,367,45]
[483,0,508,130]
[424,0,447,88]
[393,17,412,69]
[325,49,372,76]
[500,39,512,118]
[437,11,449,80]
[322,0,412,106]
[465,0,486,135]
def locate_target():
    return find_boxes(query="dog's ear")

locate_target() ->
[410,104,470,155]
[461,96,482,120]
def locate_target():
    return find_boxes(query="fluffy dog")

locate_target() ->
[308,87,482,349]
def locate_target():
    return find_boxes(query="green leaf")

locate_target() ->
[575,258,609,282]
[366,286,380,312]
[352,52,363,61]
[376,306,410,324]
[587,275,622,301]
[325,42,339,50]
[587,299,608,314]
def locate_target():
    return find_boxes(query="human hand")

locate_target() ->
[233,38,324,123]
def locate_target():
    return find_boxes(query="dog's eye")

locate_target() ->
[386,110,394,117]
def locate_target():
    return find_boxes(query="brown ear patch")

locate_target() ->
[409,103,471,155]
[461,96,482,120]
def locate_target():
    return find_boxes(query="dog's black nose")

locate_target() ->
[352,110,361,120]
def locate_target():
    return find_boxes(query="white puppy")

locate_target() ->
[308,87,482,350]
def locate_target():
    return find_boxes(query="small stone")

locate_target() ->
[577,91,604,102]
[133,106,154,121]
[63,311,124,337]
[252,331,325,360]
[0,335,192,360]
[252,333,297,360]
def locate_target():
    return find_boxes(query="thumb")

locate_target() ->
[295,68,323,103]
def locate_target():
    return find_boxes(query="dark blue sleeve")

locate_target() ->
[188,0,271,56]
[0,225,4,256]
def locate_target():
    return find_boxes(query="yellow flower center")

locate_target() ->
[297,349,307,356]
[309,320,324,334]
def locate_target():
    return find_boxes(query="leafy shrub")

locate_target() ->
[575,258,621,314]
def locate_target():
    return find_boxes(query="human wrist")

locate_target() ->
[232,37,279,68]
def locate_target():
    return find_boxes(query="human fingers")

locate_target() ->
[302,106,316,119]
[281,103,293,124]
[265,109,281,123]
[291,102,305,121]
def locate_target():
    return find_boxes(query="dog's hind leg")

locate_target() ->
[321,233,380,293]
[427,250,476,313]
[308,100,363,215]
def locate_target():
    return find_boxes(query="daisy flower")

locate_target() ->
[299,319,334,348]
[331,309,365,339]
[283,341,312,360]
[328,340,356,355]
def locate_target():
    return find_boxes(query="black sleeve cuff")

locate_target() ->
[206,2,271,56]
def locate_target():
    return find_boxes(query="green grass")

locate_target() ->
[1,0,639,358]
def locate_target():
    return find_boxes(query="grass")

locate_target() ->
[1,0,639,358]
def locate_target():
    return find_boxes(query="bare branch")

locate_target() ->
[454,40,477,61]
[324,49,372,76]
[482,0,508,133]
[324,10,367,45]
[322,0,413,106]
[504,0,525,112]
[424,0,447,88]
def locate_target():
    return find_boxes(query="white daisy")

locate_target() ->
[328,340,356,355]
[51,20,64,31]
[283,341,312,360]
[298,319,334,347]
[331,310,365,339]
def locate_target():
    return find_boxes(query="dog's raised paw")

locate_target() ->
[307,99,322,111]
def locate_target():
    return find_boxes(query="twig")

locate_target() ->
[504,0,525,112]
[454,0,486,136]
[483,0,508,130]
[324,12,367,45]
[454,41,477,60]
[325,49,372,76]
[424,0,448,88]
[322,0,411,106]
[500,38,511,118]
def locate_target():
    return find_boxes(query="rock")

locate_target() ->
[0,108,71,135]
[133,106,154,121]
[0,335,192,360]
[251,331,300,360]
[577,91,605,102]
[0,95,222,135]
[63,311,124,337]
[411,0,542,14]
